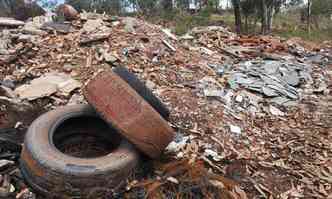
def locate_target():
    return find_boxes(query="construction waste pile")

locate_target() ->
[0,4,331,199]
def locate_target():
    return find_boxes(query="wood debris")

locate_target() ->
[0,9,331,199]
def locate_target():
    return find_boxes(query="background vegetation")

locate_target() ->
[39,0,332,42]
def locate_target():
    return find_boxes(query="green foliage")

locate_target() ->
[65,0,93,11]
[311,0,332,16]
[199,4,214,18]
[273,11,332,42]
[66,0,123,14]
[136,0,157,14]
[62,0,331,42]
[276,27,332,42]
[175,0,190,9]
[171,5,216,35]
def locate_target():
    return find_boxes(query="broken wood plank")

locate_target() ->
[162,40,176,52]
[79,33,110,45]
[162,29,178,41]
[0,18,24,27]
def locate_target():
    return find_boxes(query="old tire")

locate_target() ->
[113,66,170,120]
[84,71,175,159]
[19,104,139,198]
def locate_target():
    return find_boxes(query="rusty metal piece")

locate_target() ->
[83,71,175,158]
[56,4,79,21]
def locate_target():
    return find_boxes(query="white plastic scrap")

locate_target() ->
[165,136,190,153]
[229,125,242,135]
[166,177,179,184]
[235,94,243,103]
[204,89,223,97]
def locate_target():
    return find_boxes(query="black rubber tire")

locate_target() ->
[19,104,139,198]
[113,66,170,120]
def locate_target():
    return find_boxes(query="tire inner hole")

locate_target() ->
[52,116,121,158]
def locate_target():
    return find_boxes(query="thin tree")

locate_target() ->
[162,0,173,11]
[260,0,268,34]
[307,0,312,33]
[231,0,242,33]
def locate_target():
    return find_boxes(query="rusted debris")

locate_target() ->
[83,70,175,158]
[55,4,79,21]
[127,160,247,198]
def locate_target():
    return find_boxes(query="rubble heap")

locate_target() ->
[0,9,331,199]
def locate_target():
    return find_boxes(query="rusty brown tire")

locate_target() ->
[19,104,139,198]
[113,66,170,120]
[84,71,175,159]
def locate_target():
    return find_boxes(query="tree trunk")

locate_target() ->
[261,0,268,34]
[162,0,173,11]
[215,0,218,13]
[201,0,209,8]
[307,0,312,33]
[177,0,190,10]
[231,0,242,34]
[266,4,275,33]
[109,0,122,15]
[0,0,12,17]
[253,15,259,33]
[245,15,249,34]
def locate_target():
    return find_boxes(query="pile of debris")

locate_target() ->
[0,4,331,198]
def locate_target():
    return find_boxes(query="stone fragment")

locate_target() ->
[0,18,24,27]
[269,105,285,116]
[83,19,103,33]
[0,86,16,98]
[41,22,73,34]
[0,160,14,171]
[0,175,11,197]
[80,33,110,45]
[145,80,156,90]
[123,17,138,33]
[104,53,118,63]
[22,16,52,35]
[282,71,300,86]
[14,73,81,100]
[0,79,15,90]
